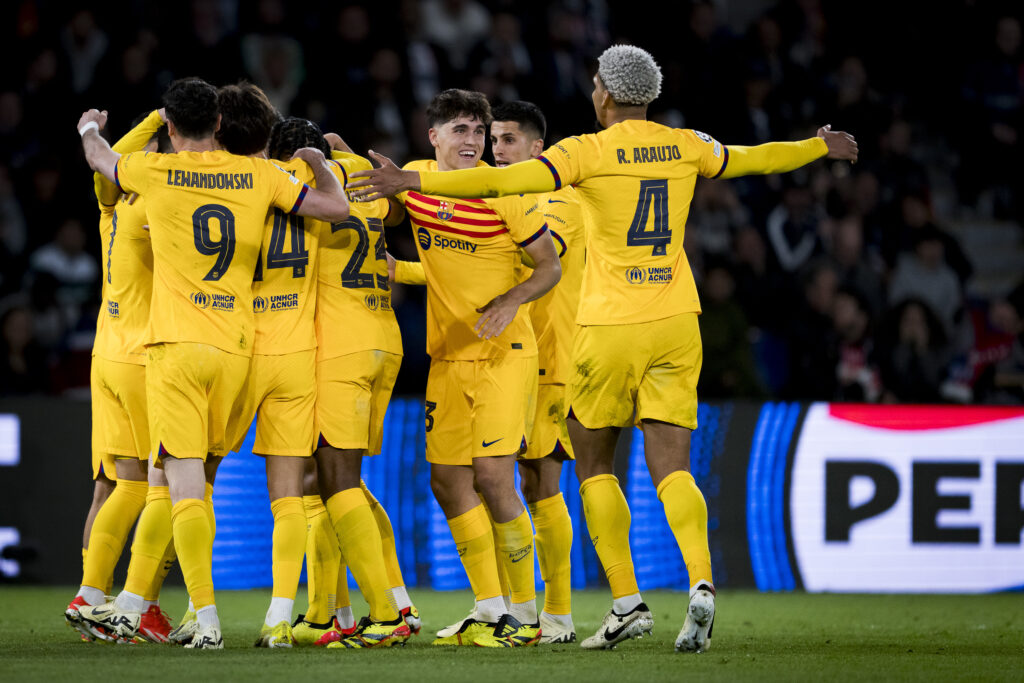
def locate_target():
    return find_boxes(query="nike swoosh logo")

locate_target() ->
[604,620,631,641]
[547,199,568,204]
[482,438,502,447]
[90,608,110,616]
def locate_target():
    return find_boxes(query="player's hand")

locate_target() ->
[347,150,419,201]
[818,124,858,163]
[77,109,108,134]
[474,293,521,340]
[386,251,396,283]
[324,132,354,153]
[291,146,328,166]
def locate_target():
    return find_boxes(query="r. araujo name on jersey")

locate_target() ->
[401,159,547,361]
[536,121,729,326]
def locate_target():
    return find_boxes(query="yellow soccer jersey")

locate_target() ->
[529,186,584,384]
[251,157,332,355]
[400,159,546,361]
[93,193,153,364]
[537,120,727,325]
[115,150,309,356]
[316,163,401,360]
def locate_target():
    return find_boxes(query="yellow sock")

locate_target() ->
[171,498,215,610]
[303,495,340,624]
[362,481,404,590]
[529,493,573,615]
[580,474,638,599]
[271,497,306,600]
[125,486,174,598]
[204,482,216,545]
[81,478,147,591]
[493,509,536,605]
[81,548,87,576]
[324,488,397,622]
[447,504,502,602]
[657,470,713,587]
[479,496,511,599]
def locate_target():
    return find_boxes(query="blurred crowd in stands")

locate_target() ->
[0,0,1022,403]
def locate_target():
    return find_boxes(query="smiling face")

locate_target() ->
[429,114,486,171]
[490,121,543,167]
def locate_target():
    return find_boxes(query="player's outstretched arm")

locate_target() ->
[78,109,120,184]
[347,151,558,201]
[717,125,858,180]
[95,109,165,206]
[290,147,350,223]
[474,231,561,340]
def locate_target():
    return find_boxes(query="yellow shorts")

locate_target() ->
[235,350,316,457]
[425,355,538,466]
[521,382,574,461]
[315,349,402,456]
[569,312,702,430]
[147,342,252,462]
[91,356,149,479]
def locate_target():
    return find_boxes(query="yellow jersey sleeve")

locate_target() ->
[717,137,828,179]
[417,158,556,198]
[331,150,373,174]
[114,151,155,197]
[681,129,730,179]
[535,135,589,189]
[486,193,548,247]
[394,259,426,285]
[256,158,310,215]
[96,110,163,207]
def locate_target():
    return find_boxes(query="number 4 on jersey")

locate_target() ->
[254,209,309,281]
[626,179,670,256]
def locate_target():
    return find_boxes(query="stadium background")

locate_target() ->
[0,1,1021,593]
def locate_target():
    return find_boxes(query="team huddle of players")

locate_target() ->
[62,45,856,652]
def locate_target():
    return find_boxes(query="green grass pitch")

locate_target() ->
[2,587,1022,681]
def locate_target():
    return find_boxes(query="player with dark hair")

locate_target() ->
[349,45,857,653]
[75,75,350,649]
[215,82,282,156]
[489,100,582,644]
[386,89,561,648]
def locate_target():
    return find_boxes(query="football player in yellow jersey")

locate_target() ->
[76,77,350,649]
[202,84,320,649]
[387,89,561,648]
[350,45,858,653]
[65,110,177,645]
[490,101,584,644]
[261,124,419,649]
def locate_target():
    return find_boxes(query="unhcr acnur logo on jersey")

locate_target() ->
[253,296,268,313]
[191,291,211,309]
[626,266,647,284]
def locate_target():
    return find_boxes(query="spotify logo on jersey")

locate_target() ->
[417,227,431,250]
